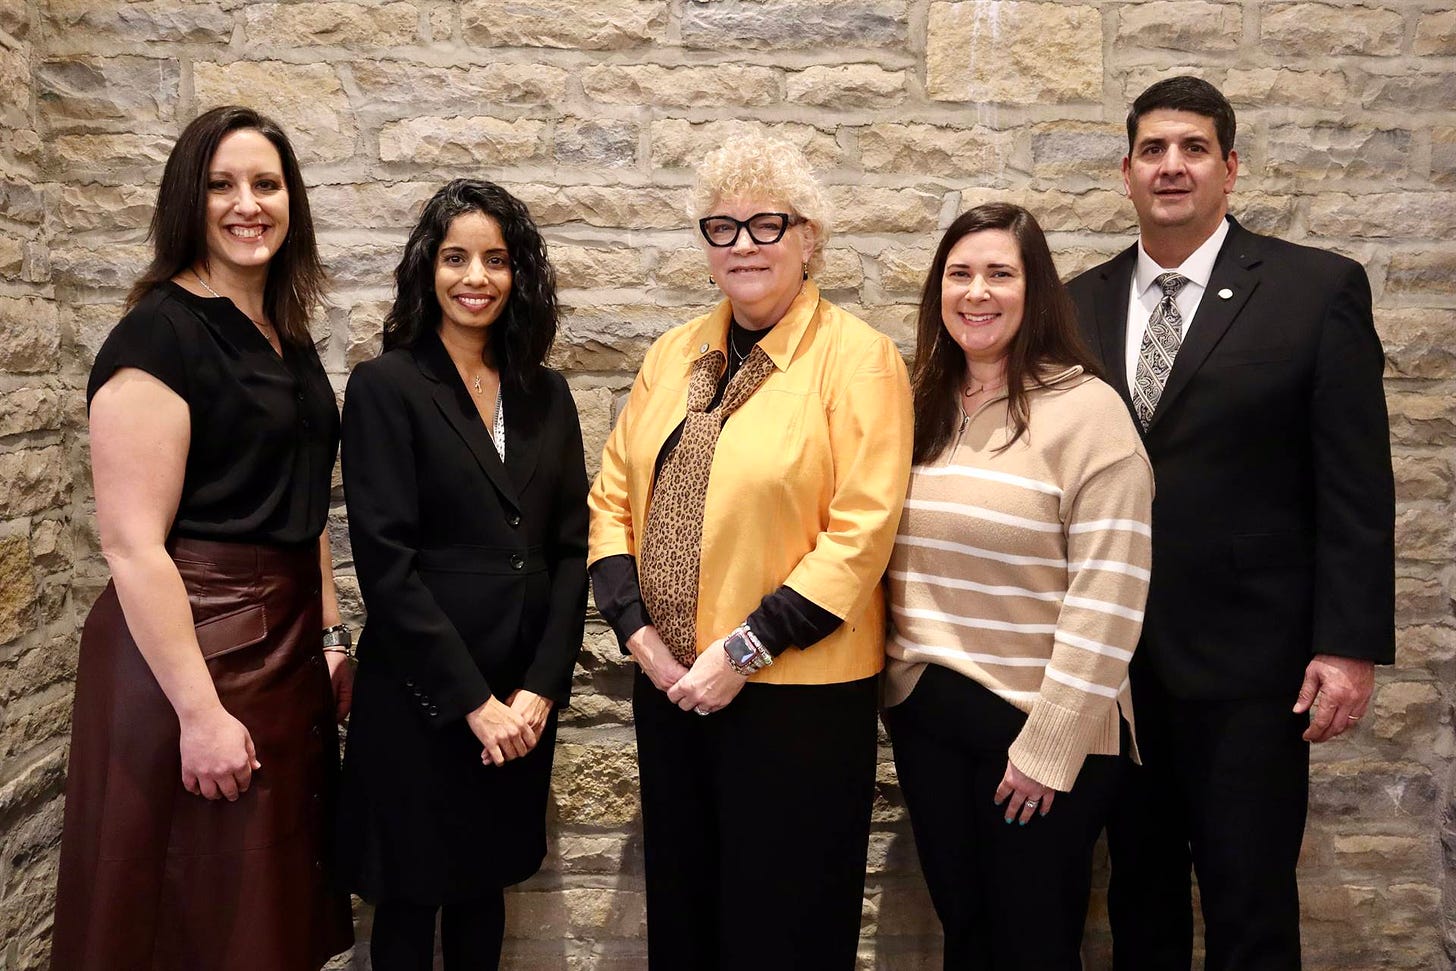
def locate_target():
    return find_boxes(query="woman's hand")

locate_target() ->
[994,758,1056,824]
[325,651,354,723]
[506,688,553,742]
[626,625,689,693]
[665,639,747,715]
[466,696,538,767]
[178,704,260,801]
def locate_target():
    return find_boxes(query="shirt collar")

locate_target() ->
[1133,217,1230,298]
[682,280,821,372]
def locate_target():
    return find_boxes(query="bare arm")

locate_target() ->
[90,368,259,800]
[318,530,354,721]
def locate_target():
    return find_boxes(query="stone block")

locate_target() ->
[0,536,37,647]
[1261,3,1404,56]
[318,236,405,288]
[1230,191,1298,238]
[1265,123,1411,180]
[858,124,1011,177]
[0,298,59,374]
[0,388,64,439]
[550,740,640,824]
[681,1,908,50]
[1116,1,1241,52]
[510,184,688,230]
[0,447,68,520]
[47,132,172,183]
[570,386,615,481]
[194,61,357,165]
[551,244,649,292]
[874,245,937,297]
[818,247,865,291]
[43,0,232,47]
[0,234,22,278]
[1385,249,1456,301]
[1388,392,1456,447]
[49,243,150,290]
[1369,682,1444,744]
[1380,307,1443,377]
[1030,123,1126,179]
[652,246,715,290]
[461,0,666,50]
[242,3,418,47]
[58,183,156,233]
[1433,128,1456,186]
[1414,9,1456,55]
[927,2,1101,105]
[825,186,941,234]
[36,56,180,127]
[1394,506,1454,563]
[649,119,841,172]
[0,685,72,763]
[346,301,390,368]
[378,116,548,167]
[0,0,26,37]
[1306,192,1456,240]
[555,117,638,169]
[540,834,630,875]
[308,182,437,232]
[1362,71,1456,112]
[1224,67,1351,108]
[1395,625,1456,670]
[508,887,646,938]
[1393,454,1453,503]
[958,187,1135,234]
[351,62,570,115]
[583,64,778,108]
[426,5,452,41]
[788,65,906,108]
[0,181,46,225]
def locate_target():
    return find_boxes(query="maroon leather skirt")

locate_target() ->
[52,538,353,970]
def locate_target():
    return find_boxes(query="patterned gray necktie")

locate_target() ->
[1132,272,1190,430]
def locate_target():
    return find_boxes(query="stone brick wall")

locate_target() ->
[3,1,1453,968]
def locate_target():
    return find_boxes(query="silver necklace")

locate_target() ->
[193,271,273,336]
[728,327,753,367]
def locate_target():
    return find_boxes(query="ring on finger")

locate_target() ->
[1346,715,1359,722]
[1024,799,1039,808]
[694,706,710,716]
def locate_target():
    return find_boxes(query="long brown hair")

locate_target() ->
[126,105,324,346]
[910,203,1101,464]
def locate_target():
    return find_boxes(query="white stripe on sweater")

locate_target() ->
[895,534,1067,569]
[1069,558,1151,581]
[1045,666,1121,698]
[1063,594,1145,621]
[905,498,1064,533]
[895,605,1058,635]
[1054,631,1135,662]
[893,634,1050,670]
[1069,518,1152,537]
[911,464,1064,498]
[889,569,1064,603]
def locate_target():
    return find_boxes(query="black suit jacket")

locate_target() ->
[337,330,589,896]
[1067,216,1394,700]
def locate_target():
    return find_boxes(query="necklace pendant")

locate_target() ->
[472,375,483,395]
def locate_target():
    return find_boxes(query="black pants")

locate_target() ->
[632,669,878,971]
[1107,676,1309,971]
[885,665,1122,971]
[369,890,505,971]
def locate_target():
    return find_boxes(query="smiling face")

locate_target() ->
[939,229,1026,371]
[203,128,290,277]
[1122,108,1238,255]
[702,197,814,330]
[434,210,513,342]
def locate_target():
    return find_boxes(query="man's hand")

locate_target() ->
[1293,654,1374,743]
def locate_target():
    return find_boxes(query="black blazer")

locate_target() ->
[336,330,589,897]
[1067,217,1395,700]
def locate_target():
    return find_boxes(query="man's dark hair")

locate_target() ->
[1126,76,1237,159]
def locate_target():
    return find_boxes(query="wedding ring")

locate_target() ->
[1025,799,1039,808]
[1346,715,1360,722]
[694,707,710,716]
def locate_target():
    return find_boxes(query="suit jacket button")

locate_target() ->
[508,514,521,528]
[510,553,524,570]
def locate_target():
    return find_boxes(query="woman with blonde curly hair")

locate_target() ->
[588,131,913,969]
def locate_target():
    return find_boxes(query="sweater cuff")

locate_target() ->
[1006,699,1106,793]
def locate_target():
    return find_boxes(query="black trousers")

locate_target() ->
[1107,675,1310,971]
[369,890,505,971]
[884,665,1122,971]
[632,669,878,971]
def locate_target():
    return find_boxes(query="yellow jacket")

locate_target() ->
[588,282,913,685]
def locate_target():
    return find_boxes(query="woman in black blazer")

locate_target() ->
[336,179,588,970]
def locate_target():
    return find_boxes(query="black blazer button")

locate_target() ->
[427,705,439,716]
[405,678,415,688]
[508,513,521,528]
[510,553,524,570]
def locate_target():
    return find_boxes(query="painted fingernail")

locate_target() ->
[1018,819,1027,827]
[1004,816,1013,825]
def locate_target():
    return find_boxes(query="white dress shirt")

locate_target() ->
[1125,217,1230,396]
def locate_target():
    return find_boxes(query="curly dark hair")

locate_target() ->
[910,203,1102,464]
[127,105,324,346]
[383,179,557,394]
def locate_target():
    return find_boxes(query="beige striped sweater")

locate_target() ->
[886,366,1154,792]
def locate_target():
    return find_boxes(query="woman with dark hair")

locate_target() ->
[883,203,1153,969]
[52,105,353,969]
[335,178,587,970]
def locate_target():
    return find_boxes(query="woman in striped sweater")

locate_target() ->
[884,203,1154,970]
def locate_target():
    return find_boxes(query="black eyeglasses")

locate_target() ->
[698,212,803,247]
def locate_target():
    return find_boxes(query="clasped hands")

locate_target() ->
[627,624,747,715]
[466,689,553,767]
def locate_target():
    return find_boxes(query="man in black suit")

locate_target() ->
[1066,77,1395,970]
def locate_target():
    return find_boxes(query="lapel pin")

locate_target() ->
[699,342,709,353]
[1218,288,1233,300]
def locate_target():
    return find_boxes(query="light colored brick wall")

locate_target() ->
[4,1,1453,968]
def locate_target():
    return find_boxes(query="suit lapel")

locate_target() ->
[1091,245,1138,417]
[503,380,544,494]
[1148,220,1262,431]
[413,333,523,512]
